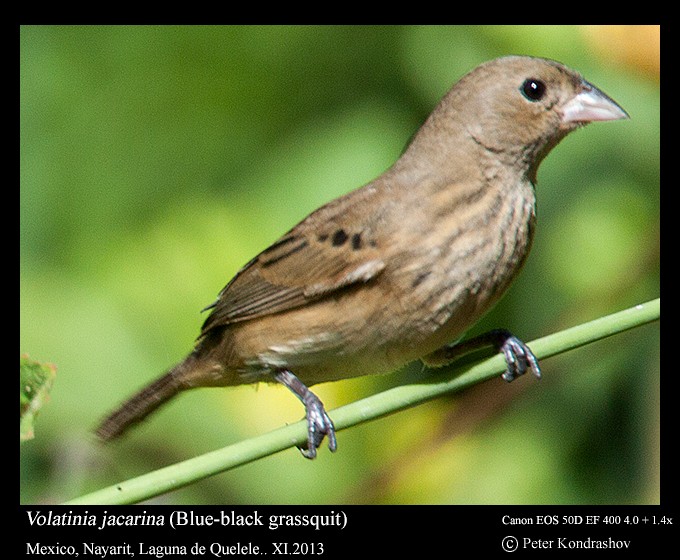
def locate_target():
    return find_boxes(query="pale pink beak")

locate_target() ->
[562,81,629,123]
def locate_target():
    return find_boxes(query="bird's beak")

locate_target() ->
[561,81,629,123]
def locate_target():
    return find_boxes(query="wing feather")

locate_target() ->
[200,190,386,336]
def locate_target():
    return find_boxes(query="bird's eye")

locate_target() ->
[520,78,546,101]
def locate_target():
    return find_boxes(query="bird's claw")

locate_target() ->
[298,396,337,460]
[274,369,337,459]
[496,331,541,382]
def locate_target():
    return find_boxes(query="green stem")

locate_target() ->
[64,298,659,505]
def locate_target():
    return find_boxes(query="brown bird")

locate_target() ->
[96,56,628,458]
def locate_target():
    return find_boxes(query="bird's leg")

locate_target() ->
[274,369,337,459]
[424,328,541,382]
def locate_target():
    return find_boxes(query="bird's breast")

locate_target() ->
[388,176,537,352]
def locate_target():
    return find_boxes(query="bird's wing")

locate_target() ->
[199,190,386,335]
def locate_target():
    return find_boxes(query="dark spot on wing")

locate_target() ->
[317,229,376,250]
[332,229,348,246]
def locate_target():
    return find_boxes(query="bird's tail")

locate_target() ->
[95,359,191,442]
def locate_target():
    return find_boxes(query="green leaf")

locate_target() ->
[20,354,56,442]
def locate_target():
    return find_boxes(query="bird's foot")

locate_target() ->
[423,328,541,383]
[274,369,337,459]
[491,329,541,382]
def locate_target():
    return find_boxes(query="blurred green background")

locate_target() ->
[20,25,659,504]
